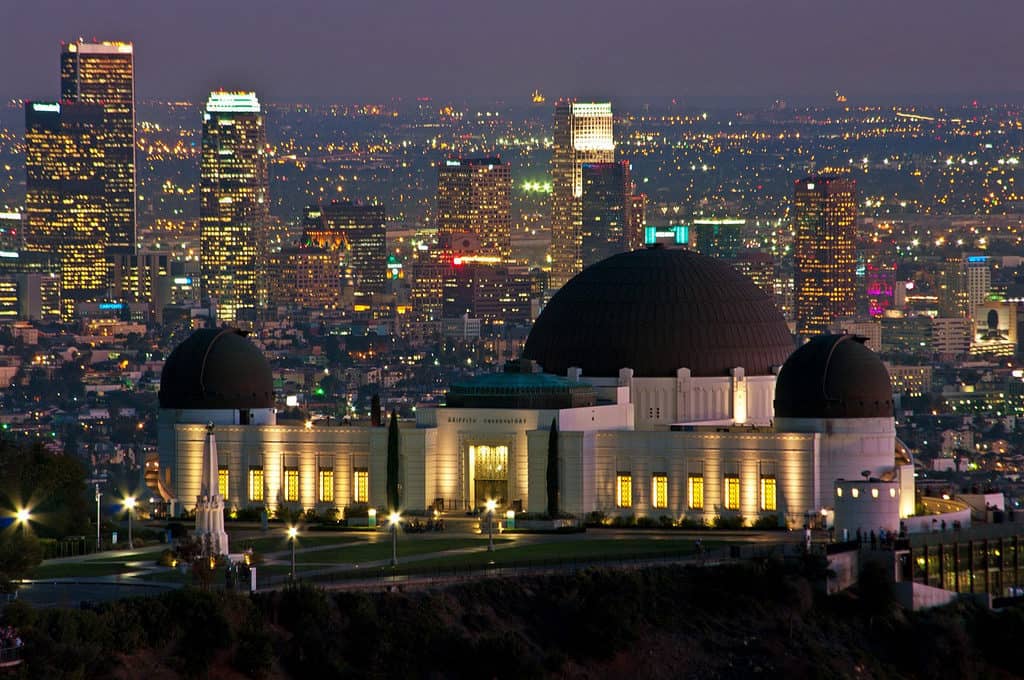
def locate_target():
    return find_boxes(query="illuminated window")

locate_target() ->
[652,474,668,509]
[319,468,334,503]
[218,467,229,499]
[851,487,860,499]
[724,475,740,510]
[871,488,879,499]
[284,468,299,502]
[616,473,632,508]
[354,468,369,503]
[688,475,704,510]
[248,467,264,502]
[760,476,776,512]
[836,486,843,497]
[889,488,897,498]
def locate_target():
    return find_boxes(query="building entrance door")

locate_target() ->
[470,444,508,507]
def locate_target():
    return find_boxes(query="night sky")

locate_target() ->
[4,0,1024,103]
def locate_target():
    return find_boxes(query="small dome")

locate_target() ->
[774,335,893,419]
[159,328,274,410]
[523,247,795,378]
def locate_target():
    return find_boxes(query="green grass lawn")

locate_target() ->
[232,534,360,554]
[273,537,511,571]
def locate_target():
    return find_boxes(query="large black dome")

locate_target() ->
[159,328,274,409]
[774,334,893,419]
[523,247,795,378]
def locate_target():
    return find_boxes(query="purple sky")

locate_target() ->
[5,0,1024,103]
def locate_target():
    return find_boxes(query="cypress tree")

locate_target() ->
[386,409,400,513]
[546,418,559,518]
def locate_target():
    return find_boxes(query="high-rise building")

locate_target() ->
[199,92,269,322]
[24,101,108,318]
[963,254,992,312]
[550,101,614,289]
[60,40,136,255]
[793,176,857,338]
[693,218,745,259]
[581,161,631,268]
[859,242,897,317]
[627,194,647,251]
[266,246,342,315]
[437,158,511,259]
[306,201,386,305]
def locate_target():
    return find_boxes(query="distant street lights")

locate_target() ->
[124,496,137,549]
[388,512,401,566]
[485,499,497,552]
[287,526,298,580]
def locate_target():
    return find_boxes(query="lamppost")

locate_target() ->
[94,484,102,551]
[388,512,401,566]
[485,499,496,552]
[14,508,30,534]
[124,496,136,549]
[287,526,298,581]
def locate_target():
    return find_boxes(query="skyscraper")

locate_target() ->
[199,92,269,322]
[580,161,631,268]
[437,157,512,259]
[60,40,136,255]
[550,101,614,289]
[793,176,857,338]
[24,101,108,318]
[306,201,386,306]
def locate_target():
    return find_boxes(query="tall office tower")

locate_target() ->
[859,242,896,317]
[731,251,775,298]
[793,176,857,338]
[580,161,631,268]
[937,256,969,318]
[61,40,136,255]
[25,101,109,318]
[693,218,745,259]
[266,246,342,315]
[627,193,647,251]
[962,254,992,312]
[199,92,269,322]
[550,101,614,289]
[306,201,386,305]
[437,157,512,259]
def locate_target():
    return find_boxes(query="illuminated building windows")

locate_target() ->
[688,474,705,510]
[760,476,777,512]
[319,468,334,503]
[724,475,741,511]
[652,474,668,509]
[218,467,229,500]
[354,468,369,504]
[284,468,299,503]
[616,472,632,508]
[248,467,264,502]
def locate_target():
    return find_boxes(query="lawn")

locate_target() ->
[232,533,359,554]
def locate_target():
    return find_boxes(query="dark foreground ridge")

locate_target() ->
[4,560,1023,679]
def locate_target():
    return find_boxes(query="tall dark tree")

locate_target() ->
[386,410,400,513]
[371,394,382,427]
[547,418,559,518]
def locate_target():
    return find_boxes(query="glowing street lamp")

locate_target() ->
[485,499,497,552]
[287,526,298,580]
[388,512,401,566]
[124,496,137,549]
[14,508,30,525]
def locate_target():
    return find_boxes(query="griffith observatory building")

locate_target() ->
[157,247,915,532]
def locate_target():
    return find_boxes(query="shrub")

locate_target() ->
[658,515,675,528]
[635,516,657,528]
[584,511,607,526]
[233,506,266,522]
[156,548,176,567]
[677,516,709,530]
[712,514,745,530]
[343,503,370,519]
[752,514,783,530]
[611,514,636,527]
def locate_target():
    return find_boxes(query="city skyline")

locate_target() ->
[3,0,1024,103]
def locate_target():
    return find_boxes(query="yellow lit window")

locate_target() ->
[285,468,299,502]
[218,467,229,499]
[616,473,632,508]
[760,476,777,512]
[688,475,704,510]
[652,474,668,509]
[354,468,369,503]
[248,467,264,502]
[724,475,740,510]
[319,469,334,503]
